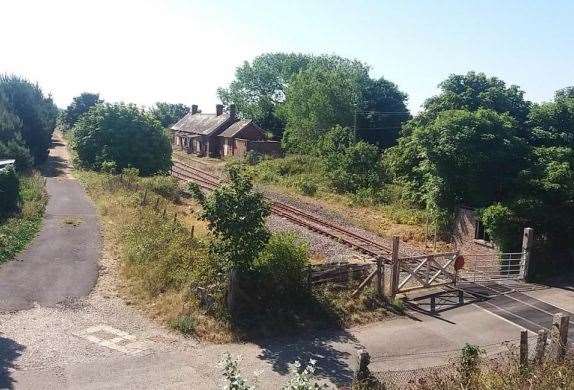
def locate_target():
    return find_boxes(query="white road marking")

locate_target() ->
[73,325,152,355]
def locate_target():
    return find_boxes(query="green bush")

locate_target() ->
[141,175,180,202]
[71,103,172,175]
[252,232,311,304]
[0,166,19,216]
[297,177,318,196]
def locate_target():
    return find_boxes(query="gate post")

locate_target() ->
[521,227,534,281]
[389,236,400,299]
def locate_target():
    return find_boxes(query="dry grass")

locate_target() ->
[76,169,399,342]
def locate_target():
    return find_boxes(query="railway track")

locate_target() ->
[171,159,393,260]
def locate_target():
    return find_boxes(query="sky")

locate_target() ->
[1,0,573,114]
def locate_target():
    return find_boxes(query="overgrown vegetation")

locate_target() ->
[77,168,395,341]
[0,165,20,215]
[0,74,58,169]
[70,103,172,175]
[149,102,190,127]
[0,173,47,263]
[222,60,574,274]
[407,349,574,390]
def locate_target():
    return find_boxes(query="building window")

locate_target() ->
[474,220,491,242]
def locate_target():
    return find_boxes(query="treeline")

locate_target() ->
[221,54,574,275]
[0,75,58,170]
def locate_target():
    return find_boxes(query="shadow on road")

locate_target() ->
[255,328,359,386]
[0,336,25,389]
[41,151,68,178]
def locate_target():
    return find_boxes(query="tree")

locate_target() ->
[280,56,409,153]
[0,96,32,171]
[416,72,531,134]
[386,109,528,221]
[218,53,311,138]
[0,75,58,164]
[60,92,102,131]
[319,125,383,192]
[188,166,271,272]
[71,103,172,175]
[150,102,190,127]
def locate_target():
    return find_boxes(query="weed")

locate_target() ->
[169,315,196,334]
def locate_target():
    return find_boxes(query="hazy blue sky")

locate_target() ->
[2,0,572,113]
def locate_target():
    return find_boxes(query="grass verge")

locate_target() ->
[76,170,397,342]
[0,173,47,263]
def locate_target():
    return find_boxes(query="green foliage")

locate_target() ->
[386,109,528,224]
[297,178,318,196]
[219,53,409,145]
[252,232,311,304]
[220,353,326,390]
[60,92,102,131]
[0,74,58,165]
[419,71,531,130]
[319,126,383,193]
[480,204,521,252]
[140,175,180,202]
[169,315,196,334]
[218,53,311,138]
[149,102,190,127]
[0,165,20,215]
[281,56,409,152]
[71,103,172,175]
[0,173,46,263]
[458,344,484,385]
[189,166,271,272]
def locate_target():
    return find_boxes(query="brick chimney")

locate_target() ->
[191,104,198,114]
[216,104,223,116]
[229,104,237,120]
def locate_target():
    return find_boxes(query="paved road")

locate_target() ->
[0,139,100,311]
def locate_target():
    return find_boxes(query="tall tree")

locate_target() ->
[280,56,409,153]
[60,92,102,130]
[150,102,190,127]
[0,75,58,164]
[218,53,311,138]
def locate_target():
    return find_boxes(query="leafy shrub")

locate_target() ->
[189,166,271,272]
[480,203,521,252]
[169,315,196,334]
[71,103,172,175]
[245,150,263,165]
[298,178,318,196]
[252,232,311,304]
[0,165,19,215]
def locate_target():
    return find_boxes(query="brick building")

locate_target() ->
[452,206,498,262]
[170,104,281,158]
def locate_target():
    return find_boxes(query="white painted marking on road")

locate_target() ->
[476,300,543,334]
[73,325,151,356]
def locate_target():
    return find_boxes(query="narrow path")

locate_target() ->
[0,136,100,311]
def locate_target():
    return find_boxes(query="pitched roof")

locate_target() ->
[171,112,232,136]
[217,119,255,138]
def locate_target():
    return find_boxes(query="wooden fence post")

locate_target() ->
[389,236,400,299]
[534,329,548,365]
[376,258,383,296]
[521,227,534,280]
[549,313,570,362]
[191,225,195,238]
[519,330,528,369]
[154,197,160,210]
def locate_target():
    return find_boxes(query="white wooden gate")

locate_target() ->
[391,252,459,295]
